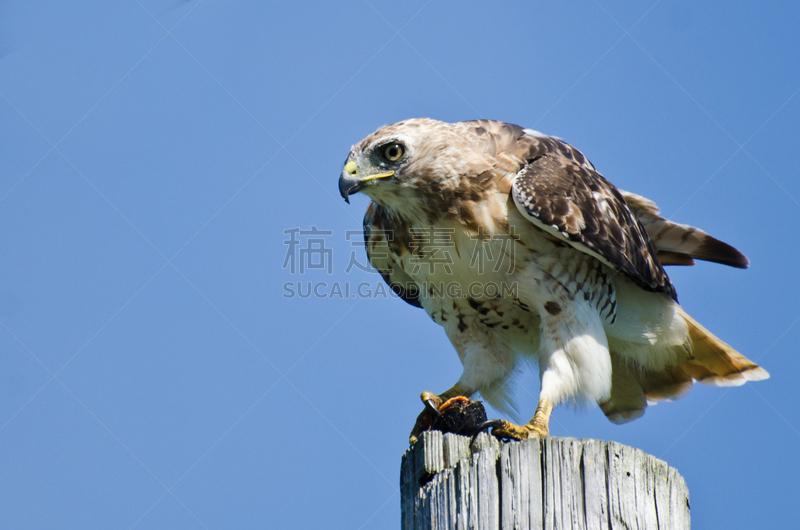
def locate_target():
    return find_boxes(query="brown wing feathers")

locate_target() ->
[474,121,750,274]
[512,154,678,301]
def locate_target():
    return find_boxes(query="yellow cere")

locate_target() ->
[344,160,358,176]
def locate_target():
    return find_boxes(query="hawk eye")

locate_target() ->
[382,143,405,163]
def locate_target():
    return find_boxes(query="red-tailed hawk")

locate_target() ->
[338,118,769,442]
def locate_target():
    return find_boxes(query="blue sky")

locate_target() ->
[1,1,798,528]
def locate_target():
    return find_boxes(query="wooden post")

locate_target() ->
[400,432,690,530]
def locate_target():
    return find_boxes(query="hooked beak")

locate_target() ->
[338,169,358,204]
[338,160,394,203]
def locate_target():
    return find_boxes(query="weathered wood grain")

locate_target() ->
[401,433,689,530]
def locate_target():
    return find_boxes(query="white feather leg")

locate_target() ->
[537,298,612,405]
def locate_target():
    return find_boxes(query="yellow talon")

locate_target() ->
[486,398,554,441]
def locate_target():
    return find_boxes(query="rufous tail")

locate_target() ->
[677,306,769,386]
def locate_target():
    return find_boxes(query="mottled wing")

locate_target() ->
[363,202,421,308]
[511,154,677,301]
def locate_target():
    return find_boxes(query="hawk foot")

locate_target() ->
[481,419,548,441]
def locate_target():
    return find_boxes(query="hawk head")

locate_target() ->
[338,118,490,212]
[337,133,408,205]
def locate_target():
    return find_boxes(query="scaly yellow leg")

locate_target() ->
[487,398,554,440]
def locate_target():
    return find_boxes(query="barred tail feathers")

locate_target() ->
[621,190,749,269]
